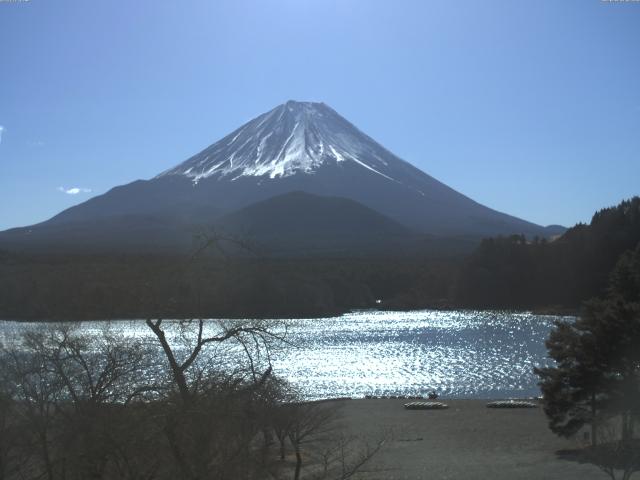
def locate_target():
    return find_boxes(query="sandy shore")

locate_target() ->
[331,399,604,480]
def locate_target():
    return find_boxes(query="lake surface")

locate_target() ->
[0,310,568,399]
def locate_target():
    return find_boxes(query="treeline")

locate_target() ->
[2,197,638,319]
[0,320,382,479]
[0,252,459,320]
[454,197,640,310]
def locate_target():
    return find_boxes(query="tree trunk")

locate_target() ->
[42,444,55,480]
[164,419,197,480]
[293,444,302,480]
[622,411,630,443]
[591,392,598,447]
[145,319,191,404]
[262,428,273,447]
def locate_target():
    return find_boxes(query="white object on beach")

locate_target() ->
[404,402,449,410]
[486,400,538,409]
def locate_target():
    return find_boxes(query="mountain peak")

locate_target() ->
[284,99,324,108]
[157,101,399,183]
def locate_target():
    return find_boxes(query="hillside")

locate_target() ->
[454,197,640,310]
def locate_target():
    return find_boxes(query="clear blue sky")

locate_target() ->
[1,0,639,230]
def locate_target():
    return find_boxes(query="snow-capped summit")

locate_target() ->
[158,100,400,183]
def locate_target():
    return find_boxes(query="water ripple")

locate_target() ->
[0,310,570,400]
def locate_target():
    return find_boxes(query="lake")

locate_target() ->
[0,310,568,400]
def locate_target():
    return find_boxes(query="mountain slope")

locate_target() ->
[215,191,418,255]
[0,100,563,254]
[154,100,559,237]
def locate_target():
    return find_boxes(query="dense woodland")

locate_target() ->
[0,253,458,320]
[455,197,640,310]
[0,197,638,320]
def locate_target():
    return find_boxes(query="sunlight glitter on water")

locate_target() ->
[0,310,569,400]
[270,310,563,399]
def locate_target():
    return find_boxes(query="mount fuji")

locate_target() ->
[0,101,563,254]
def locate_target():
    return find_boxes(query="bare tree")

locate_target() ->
[314,432,387,480]
[0,360,32,480]
[267,397,387,480]
[145,317,284,404]
[23,327,153,407]
[0,326,158,480]
[1,340,63,480]
[142,316,288,480]
[584,422,640,480]
[288,401,338,480]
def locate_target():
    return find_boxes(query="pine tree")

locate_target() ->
[535,243,640,446]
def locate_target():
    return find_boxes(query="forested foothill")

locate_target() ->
[0,197,638,321]
[454,197,640,311]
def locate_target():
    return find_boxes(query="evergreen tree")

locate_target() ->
[535,243,640,446]
[535,316,606,445]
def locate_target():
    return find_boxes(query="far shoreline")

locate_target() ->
[0,306,579,323]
